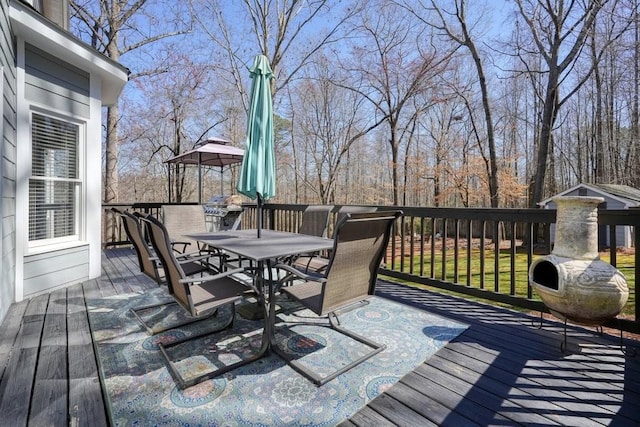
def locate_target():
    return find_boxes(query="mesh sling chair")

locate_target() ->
[274,210,402,385]
[298,205,333,237]
[292,206,377,274]
[161,204,212,253]
[118,210,220,335]
[162,204,240,270]
[275,205,333,277]
[142,215,258,389]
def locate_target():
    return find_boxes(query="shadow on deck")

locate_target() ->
[0,247,638,426]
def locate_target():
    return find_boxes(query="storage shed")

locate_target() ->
[539,183,640,248]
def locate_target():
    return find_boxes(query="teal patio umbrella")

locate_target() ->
[236,54,276,237]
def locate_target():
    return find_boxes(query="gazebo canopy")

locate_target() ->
[166,137,245,203]
[166,137,244,167]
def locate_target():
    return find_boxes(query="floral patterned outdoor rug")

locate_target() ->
[88,287,467,426]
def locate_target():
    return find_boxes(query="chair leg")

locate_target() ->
[273,311,386,386]
[158,304,268,389]
[130,300,219,336]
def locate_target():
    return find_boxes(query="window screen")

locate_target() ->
[29,113,81,242]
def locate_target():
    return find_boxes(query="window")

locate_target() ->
[28,113,81,245]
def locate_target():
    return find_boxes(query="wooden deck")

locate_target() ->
[0,247,639,426]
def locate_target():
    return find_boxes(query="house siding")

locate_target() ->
[24,43,90,117]
[4,1,126,315]
[21,43,92,297]
[23,244,89,296]
[1,0,17,321]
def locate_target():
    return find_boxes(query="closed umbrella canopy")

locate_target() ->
[236,55,276,237]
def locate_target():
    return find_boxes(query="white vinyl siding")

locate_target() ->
[28,112,81,246]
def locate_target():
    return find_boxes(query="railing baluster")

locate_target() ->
[494,220,500,293]
[399,216,405,273]
[430,218,436,278]
[609,224,617,266]
[466,219,472,287]
[527,222,534,300]
[442,219,448,281]
[408,216,415,275]
[480,220,486,290]
[419,217,425,277]
[510,221,516,296]
[454,219,460,284]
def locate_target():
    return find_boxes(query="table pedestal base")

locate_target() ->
[237,297,281,320]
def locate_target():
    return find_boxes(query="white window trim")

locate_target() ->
[25,108,87,255]
[0,65,4,260]
[25,108,87,254]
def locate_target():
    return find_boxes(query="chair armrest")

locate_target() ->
[273,262,326,283]
[175,252,219,263]
[178,267,246,284]
[171,240,191,254]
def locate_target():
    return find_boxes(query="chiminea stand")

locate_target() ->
[532,313,636,356]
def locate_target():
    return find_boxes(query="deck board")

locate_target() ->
[30,288,68,426]
[0,247,637,426]
[385,381,482,426]
[0,294,49,424]
[0,300,28,381]
[399,370,514,426]
[67,283,107,427]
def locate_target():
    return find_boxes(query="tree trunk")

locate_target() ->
[466,35,499,207]
[102,2,121,204]
[104,104,119,203]
[530,77,559,207]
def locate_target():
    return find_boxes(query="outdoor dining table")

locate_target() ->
[184,229,334,360]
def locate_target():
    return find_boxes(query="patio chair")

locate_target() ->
[298,205,333,237]
[274,210,402,385]
[142,215,254,389]
[162,204,240,270]
[292,206,377,274]
[161,205,209,254]
[271,205,334,289]
[118,210,162,283]
[118,211,220,335]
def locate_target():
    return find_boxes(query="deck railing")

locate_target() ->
[103,202,640,334]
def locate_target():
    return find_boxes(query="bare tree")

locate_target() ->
[510,0,633,206]
[192,0,362,102]
[343,2,452,206]
[119,55,227,203]
[70,0,192,204]
[191,0,363,202]
[290,56,386,203]
[410,0,501,207]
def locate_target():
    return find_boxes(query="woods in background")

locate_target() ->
[70,0,640,208]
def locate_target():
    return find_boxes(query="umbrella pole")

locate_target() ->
[198,153,202,204]
[257,194,263,238]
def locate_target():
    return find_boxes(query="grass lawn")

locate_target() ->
[389,248,636,318]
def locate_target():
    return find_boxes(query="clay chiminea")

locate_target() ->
[529,196,628,326]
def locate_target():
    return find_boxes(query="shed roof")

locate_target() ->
[589,183,640,203]
[539,183,640,207]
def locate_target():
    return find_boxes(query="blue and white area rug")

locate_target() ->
[88,287,467,426]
